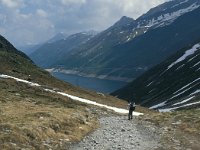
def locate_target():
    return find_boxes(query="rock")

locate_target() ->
[121,128,126,132]
[93,140,99,144]
[15,93,20,96]
[39,116,44,120]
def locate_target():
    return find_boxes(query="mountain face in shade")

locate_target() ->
[18,33,68,55]
[112,16,135,28]
[30,32,96,68]
[39,0,199,82]
[47,32,68,43]
[0,35,31,61]
[112,42,200,111]
[0,34,47,80]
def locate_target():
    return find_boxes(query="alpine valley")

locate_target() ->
[1,0,200,149]
[31,0,200,83]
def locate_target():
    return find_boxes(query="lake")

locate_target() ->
[52,72,128,94]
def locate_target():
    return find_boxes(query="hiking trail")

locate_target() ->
[69,116,161,150]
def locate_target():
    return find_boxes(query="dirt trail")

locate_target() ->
[69,116,161,150]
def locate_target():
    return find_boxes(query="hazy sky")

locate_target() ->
[0,0,167,47]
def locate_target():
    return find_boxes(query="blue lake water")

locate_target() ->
[52,72,128,94]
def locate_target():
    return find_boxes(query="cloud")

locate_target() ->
[0,0,23,8]
[61,0,86,5]
[36,9,48,17]
[0,0,168,47]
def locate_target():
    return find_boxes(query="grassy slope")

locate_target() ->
[0,37,128,149]
[0,78,100,149]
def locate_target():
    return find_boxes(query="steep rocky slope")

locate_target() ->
[112,42,200,111]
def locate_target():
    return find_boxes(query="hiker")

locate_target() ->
[128,102,136,120]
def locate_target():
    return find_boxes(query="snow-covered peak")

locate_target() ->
[147,3,200,28]
[137,0,200,28]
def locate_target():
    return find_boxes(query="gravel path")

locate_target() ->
[69,116,161,150]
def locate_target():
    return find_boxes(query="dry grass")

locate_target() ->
[0,75,129,149]
[0,79,100,149]
[0,101,98,150]
[143,109,200,135]
[138,107,200,149]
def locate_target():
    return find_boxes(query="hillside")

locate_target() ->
[45,0,200,82]
[0,34,128,149]
[112,42,200,111]
[30,32,96,68]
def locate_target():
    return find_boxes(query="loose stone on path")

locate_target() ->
[69,116,161,150]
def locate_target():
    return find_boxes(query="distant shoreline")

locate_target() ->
[46,68,134,82]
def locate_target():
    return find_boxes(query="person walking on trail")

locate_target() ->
[128,102,136,120]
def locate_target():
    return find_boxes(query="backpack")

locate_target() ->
[130,103,135,111]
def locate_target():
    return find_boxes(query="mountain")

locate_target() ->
[0,35,30,60]
[49,0,200,82]
[18,33,67,55]
[136,0,200,28]
[17,43,43,55]
[112,42,200,111]
[30,32,96,68]
[47,32,68,43]
[0,34,63,86]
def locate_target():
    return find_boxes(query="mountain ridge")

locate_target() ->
[51,3,200,82]
[30,32,95,68]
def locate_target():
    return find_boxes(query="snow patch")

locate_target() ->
[147,3,200,28]
[149,101,167,109]
[170,86,194,100]
[172,0,189,8]
[196,68,200,72]
[190,89,200,96]
[0,74,143,116]
[172,96,195,106]
[159,100,200,112]
[0,74,41,87]
[192,61,200,67]
[173,78,200,95]
[57,91,142,115]
[168,43,200,69]
[146,81,154,87]
[126,37,131,42]
[175,64,185,70]
[187,54,199,62]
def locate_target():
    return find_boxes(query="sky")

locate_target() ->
[0,0,167,47]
